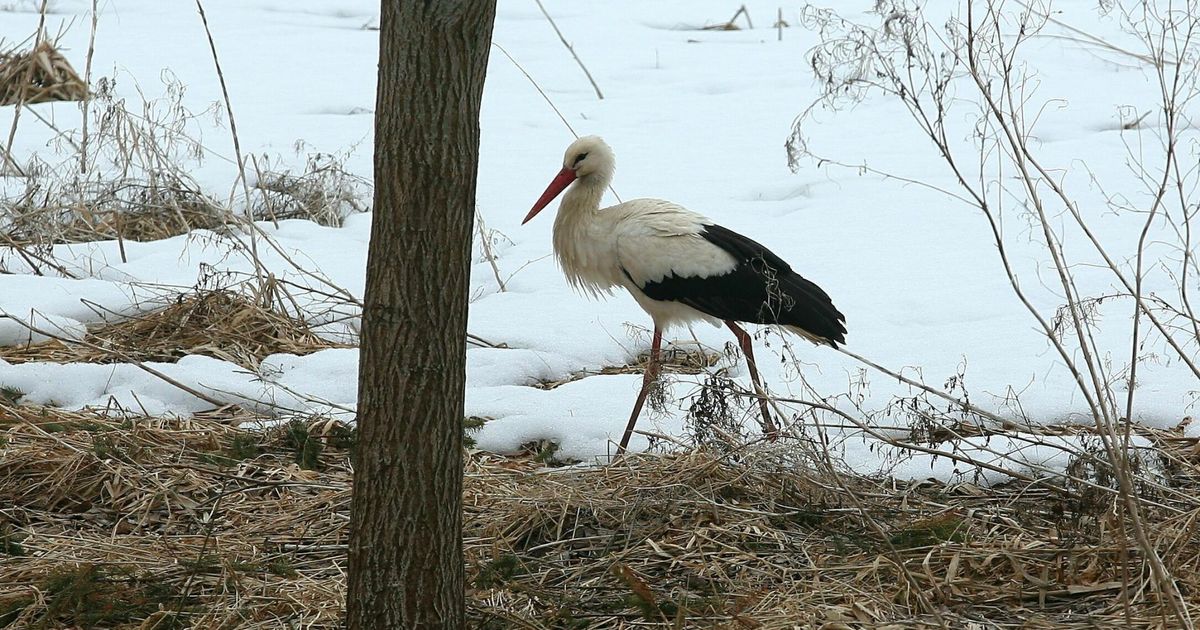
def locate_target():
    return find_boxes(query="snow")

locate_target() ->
[0,1,1196,479]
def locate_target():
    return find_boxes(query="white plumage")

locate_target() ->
[524,136,846,455]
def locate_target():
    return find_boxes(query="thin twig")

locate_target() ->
[79,0,98,174]
[533,0,603,100]
[732,5,752,29]
[492,42,623,203]
[476,210,507,292]
[194,0,269,297]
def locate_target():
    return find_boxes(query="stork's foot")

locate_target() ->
[756,394,779,441]
[760,411,779,442]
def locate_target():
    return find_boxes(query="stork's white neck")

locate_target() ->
[553,176,606,240]
[552,176,617,296]
[562,175,607,215]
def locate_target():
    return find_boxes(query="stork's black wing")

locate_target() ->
[636,224,847,346]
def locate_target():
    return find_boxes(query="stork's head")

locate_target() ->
[523,135,614,224]
[560,135,613,179]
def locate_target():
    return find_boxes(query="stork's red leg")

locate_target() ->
[617,327,662,456]
[725,321,779,439]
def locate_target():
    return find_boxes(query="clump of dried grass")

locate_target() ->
[250,150,371,227]
[4,184,229,245]
[2,402,1199,628]
[0,39,86,106]
[0,290,347,369]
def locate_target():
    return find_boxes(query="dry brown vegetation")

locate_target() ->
[0,39,87,106]
[2,401,1200,628]
[3,190,228,246]
[0,290,348,370]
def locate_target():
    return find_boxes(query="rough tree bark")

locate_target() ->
[347,2,496,628]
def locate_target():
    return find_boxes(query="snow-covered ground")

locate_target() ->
[0,1,1195,479]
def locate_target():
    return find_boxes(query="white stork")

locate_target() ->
[524,136,846,455]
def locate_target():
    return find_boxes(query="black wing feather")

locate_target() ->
[635,224,847,346]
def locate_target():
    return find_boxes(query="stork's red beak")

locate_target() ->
[523,167,577,224]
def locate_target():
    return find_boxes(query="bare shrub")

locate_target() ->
[789,0,1200,623]
[250,145,370,227]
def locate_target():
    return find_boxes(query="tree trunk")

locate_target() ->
[347,2,496,628]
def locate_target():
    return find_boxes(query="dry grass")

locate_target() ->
[5,189,229,245]
[2,402,1199,628]
[0,405,351,629]
[250,151,371,228]
[0,290,348,369]
[466,438,1200,629]
[1,166,230,248]
[0,39,87,106]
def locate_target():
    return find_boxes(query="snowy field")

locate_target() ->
[0,1,1196,479]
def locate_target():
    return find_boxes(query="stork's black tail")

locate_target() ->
[773,270,846,347]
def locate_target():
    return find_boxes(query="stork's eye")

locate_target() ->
[573,152,589,167]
